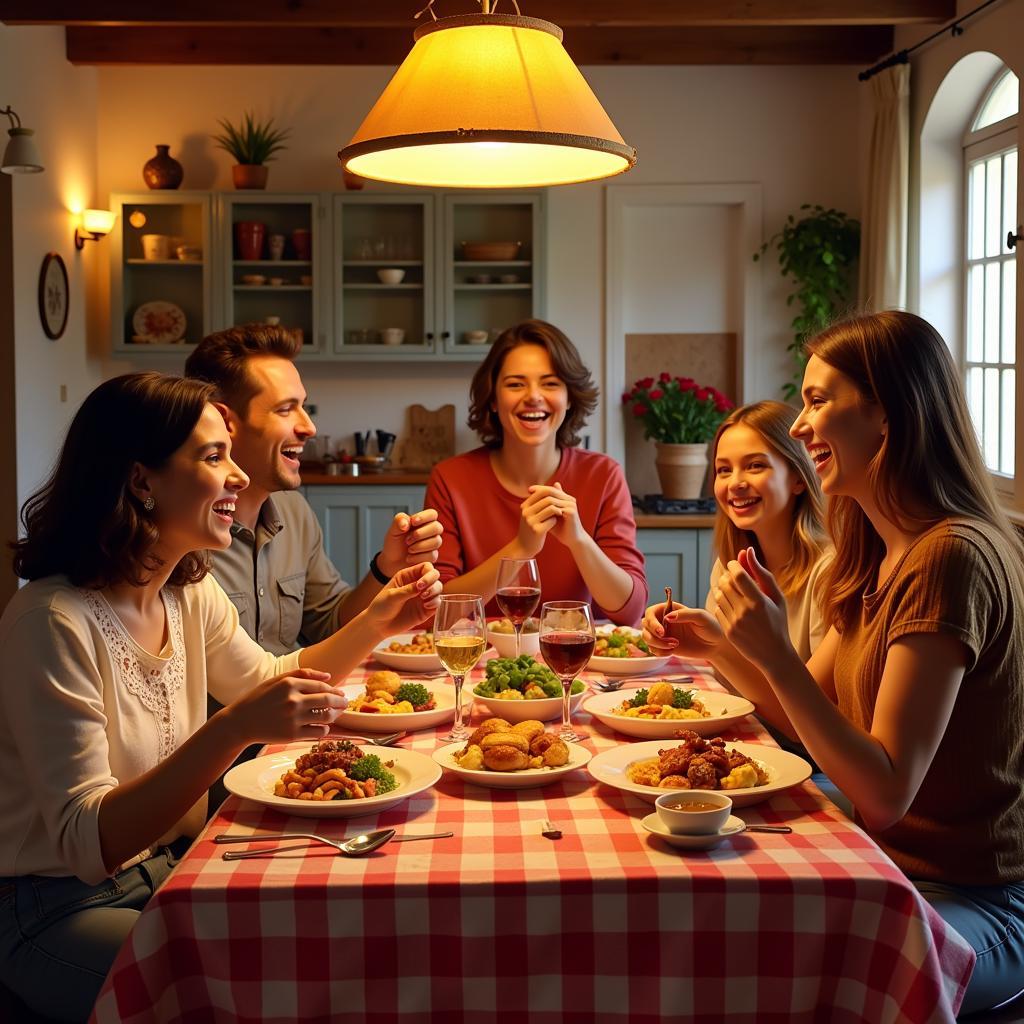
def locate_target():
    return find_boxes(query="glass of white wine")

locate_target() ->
[434,594,486,742]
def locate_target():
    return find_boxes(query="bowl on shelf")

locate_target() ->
[464,329,489,345]
[175,245,202,261]
[269,277,285,287]
[461,240,521,261]
[381,327,405,345]
[377,268,406,284]
[498,273,519,284]
[241,273,266,286]
[300,274,313,286]
[468,274,492,284]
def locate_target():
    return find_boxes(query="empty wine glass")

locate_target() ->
[495,557,541,658]
[434,594,486,742]
[538,601,595,743]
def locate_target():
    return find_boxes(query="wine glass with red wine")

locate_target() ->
[538,600,595,743]
[495,557,541,658]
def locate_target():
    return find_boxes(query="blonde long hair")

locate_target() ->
[710,400,828,597]
[806,310,1024,630]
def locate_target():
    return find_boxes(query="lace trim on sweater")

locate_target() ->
[81,588,185,761]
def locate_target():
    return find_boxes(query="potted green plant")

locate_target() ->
[623,374,734,498]
[212,112,291,190]
[754,204,860,399]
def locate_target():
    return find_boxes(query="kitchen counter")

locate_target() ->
[301,470,432,485]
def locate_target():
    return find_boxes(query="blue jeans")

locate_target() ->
[0,843,185,1023]
[914,879,1024,1017]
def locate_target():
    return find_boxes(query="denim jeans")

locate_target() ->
[0,842,186,1023]
[914,878,1024,1016]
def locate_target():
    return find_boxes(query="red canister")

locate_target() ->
[235,221,265,261]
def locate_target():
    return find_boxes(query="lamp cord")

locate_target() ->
[0,106,21,131]
[858,0,1005,81]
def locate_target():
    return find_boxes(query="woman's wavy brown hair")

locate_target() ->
[467,320,598,449]
[12,372,217,588]
[711,401,829,598]
[806,310,1024,630]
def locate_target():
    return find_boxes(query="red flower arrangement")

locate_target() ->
[622,373,734,444]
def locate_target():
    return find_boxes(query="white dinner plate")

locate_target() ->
[224,743,441,818]
[333,681,461,733]
[583,687,755,739]
[641,812,747,850]
[471,687,587,724]
[587,740,812,808]
[588,627,671,676]
[432,739,592,790]
[371,632,444,671]
[132,300,186,344]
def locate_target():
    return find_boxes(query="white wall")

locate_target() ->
[0,26,100,510]
[93,61,864,457]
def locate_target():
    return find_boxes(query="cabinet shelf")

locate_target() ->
[126,258,204,267]
[233,259,312,267]
[234,285,312,292]
[343,260,424,267]
[453,284,531,291]
[341,283,423,291]
[453,260,532,267]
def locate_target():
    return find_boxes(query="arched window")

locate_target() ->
[963,67,1018,479]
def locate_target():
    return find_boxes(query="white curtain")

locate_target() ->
[859,63,910,311]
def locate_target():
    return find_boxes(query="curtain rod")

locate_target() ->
[858,0,1005,82]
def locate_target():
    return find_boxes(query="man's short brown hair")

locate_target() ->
[185,324,301,414]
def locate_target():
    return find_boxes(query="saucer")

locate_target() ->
[641,812,746,850]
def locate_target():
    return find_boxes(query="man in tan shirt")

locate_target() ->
[185,324,442,655]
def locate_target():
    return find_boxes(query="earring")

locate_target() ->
[143,496,155,511]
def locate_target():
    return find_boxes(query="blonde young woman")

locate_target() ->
[648,312,1024,1014]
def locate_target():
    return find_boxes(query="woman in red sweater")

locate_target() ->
[424,320,647,624]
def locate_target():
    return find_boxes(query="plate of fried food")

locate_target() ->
[587,732,811,808]
[224,739,442,818]
[584,682,755,739]
[588,626,672,676]
[371,631,443,671]
[433,717,593,789]
[332,670,459,733]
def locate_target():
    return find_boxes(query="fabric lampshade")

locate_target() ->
[339,14,636,189]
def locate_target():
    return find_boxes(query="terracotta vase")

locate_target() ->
[142,144,183,190]
[654,442,709,499]
[232,164,269,190]
[291,228,312,261]
[234,221,266,261]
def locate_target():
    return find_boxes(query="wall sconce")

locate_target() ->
[74,209,116,249]
[1,106,44,174]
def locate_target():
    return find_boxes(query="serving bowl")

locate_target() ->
[377,268,406,284]
[461,240,521,261]
[486,621,539,658]
[241,273,266,286]
[471,686,586,724]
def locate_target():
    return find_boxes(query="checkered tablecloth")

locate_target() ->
[92,658,974,1024]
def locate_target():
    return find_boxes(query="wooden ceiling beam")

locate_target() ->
[65,24,894,65]
[4,0,953,28]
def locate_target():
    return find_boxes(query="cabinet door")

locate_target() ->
[218,193,325,355]
[111,191,213,354]
[304,486,427,583]
[637,528,713,609]
[332,194,435,359]
[440,192,546,360]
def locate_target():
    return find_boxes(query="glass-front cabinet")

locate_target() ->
[109,189,544,361]
[219,193,324,354]
[111,192,213,353]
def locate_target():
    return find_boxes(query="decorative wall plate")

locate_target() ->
[38,252,69,340]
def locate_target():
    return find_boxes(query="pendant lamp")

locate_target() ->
[339,5,637,189]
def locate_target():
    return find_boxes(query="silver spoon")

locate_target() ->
[596,674,694,692]
[215,829,453,860]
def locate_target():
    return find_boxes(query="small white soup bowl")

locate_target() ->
[377,268,406,284]
[655,790,732,835]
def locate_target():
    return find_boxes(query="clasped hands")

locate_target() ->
[517,482,584,555]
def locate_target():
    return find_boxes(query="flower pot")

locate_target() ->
[654,442,709,499]
[142,145,183,190]
[234,221,266,261]
[232,164,269,190]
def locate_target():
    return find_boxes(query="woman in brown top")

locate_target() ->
[644,311,1024,1014]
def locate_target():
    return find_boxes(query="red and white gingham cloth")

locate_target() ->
[92,659,974,1024]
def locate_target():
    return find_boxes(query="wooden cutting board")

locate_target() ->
[396,404,456,471]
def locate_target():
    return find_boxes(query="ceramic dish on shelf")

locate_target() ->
[333,681,460,734]
[587,740,812,808]
[432,740,591,790]
[131,301,186,344]
[460,241,521,261]
[241,273,266,285]
[583,688,755,739]
[224,743,441,818]
[640,812,747,850]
